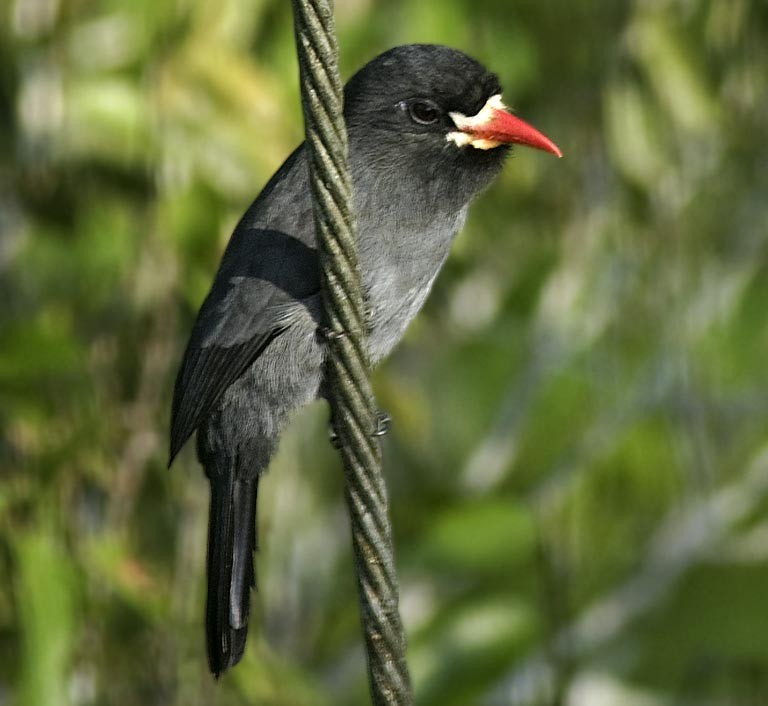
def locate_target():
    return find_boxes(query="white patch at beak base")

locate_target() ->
[446,94,507,150]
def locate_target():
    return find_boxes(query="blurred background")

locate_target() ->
[2,0,768,704]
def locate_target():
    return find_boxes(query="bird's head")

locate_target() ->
[344,44,561,199]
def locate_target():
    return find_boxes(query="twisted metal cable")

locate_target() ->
[290,1,414,704]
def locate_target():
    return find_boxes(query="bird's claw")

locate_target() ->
[372,410,391,437]
[327,410,392,449]
[328,426,342,449]
[317,326,346,342]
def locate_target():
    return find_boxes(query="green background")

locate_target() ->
[2,0,768,704]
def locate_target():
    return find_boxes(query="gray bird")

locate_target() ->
[169,44,561,676]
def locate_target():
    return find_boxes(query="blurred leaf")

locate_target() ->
[0,318,82,388]
[631,15,719,136]
[16,530,77,706]
[416,498,536,575]
[65,78,152,164]
[604,79,668,188]
[413,596,537,706]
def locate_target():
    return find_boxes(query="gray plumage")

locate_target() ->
[169,44,540,676]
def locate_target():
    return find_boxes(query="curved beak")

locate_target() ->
[448,95,562,157]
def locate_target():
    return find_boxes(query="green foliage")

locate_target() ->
[16,531,77,706]
[2,0,767,704]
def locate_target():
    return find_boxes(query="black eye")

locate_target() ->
[408,100,440,125]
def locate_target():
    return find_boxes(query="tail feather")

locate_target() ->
[205,467,259,677]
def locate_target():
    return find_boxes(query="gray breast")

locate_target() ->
[361,206,468,363]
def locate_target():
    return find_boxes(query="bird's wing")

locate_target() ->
[169,318,281,466]
[169,223,320,464]
[170,145,321,462]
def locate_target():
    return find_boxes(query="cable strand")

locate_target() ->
[290,1,414,704]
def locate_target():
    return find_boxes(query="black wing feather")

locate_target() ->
[169,328,282,465]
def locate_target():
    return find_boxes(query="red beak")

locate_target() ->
[468,109,562,158]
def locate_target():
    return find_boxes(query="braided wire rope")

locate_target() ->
[290,1,414,704]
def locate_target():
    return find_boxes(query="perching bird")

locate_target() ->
[169,44,561,676]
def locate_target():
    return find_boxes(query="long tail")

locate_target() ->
[205,463,259,677]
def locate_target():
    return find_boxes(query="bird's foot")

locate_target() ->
[328,426,342,449]
[372,410,391,437]
[316,326,346,342]
[327,410,392,449]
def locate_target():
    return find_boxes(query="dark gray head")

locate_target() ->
[343,45,561,204]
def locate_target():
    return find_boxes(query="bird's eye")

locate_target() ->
[408,100,440,125]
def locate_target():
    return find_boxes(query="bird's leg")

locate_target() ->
[327,410,391,448]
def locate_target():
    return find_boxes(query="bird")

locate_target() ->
[169,43,561,677]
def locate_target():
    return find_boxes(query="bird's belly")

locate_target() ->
[367,269,440,363]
